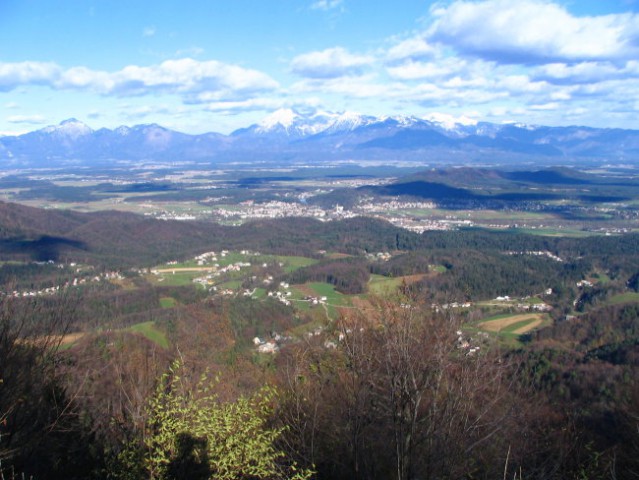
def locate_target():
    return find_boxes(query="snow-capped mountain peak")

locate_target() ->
[42,118,93,138]
[257,109,301,132]
[332,111,367,129]
[423,112,478,130]
[114,125,131,136]
[253,109,348,137]
[319,111,379,134]
[389,114,422,127]
[250,110,428,138]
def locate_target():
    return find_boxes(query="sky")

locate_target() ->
[1,0,639,135]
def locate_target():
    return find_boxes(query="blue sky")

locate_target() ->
[1,0,639,134]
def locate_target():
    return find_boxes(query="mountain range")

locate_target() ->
[2,109,639,167]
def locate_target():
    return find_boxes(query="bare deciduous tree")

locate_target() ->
[278,296,522,480]
[0,293,82,477]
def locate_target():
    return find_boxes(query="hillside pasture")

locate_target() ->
[296,282,350,306]
[288,282,352,320]
[129,321,169,348]
[368,273,426,295]
[47,321,169,351]
[273,255,319,273]
[48,332,86,350]
[606,292,639,305]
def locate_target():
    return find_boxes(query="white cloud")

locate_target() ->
[291,74,400,98]
[386,57,475,80]
[310,0,343,11]
[529,102,560,111]
[386,37,437,62]
[290,47,374,78]
[108,59,279,98]
[495,75,548,94]
[427,0,639,64]
[143,26,156,37]
[483,105,532,124]
[7,114,47,124]
[58,66,113,91]
[203,97,321,115]
[204,98,286,113]
[0,61,60,91]
[174,47,205,58]
[414,82,508,105]
[534,61,639,84]
[387,59,458,80]
[549,89,573,101]
[0,59,279,103]
[119,104,178,120]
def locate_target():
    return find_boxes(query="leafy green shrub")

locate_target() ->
[115,360,312,480]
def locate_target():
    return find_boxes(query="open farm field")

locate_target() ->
[368,274,403,295]
[261,254,318,273]
[510,227,602,237]
[291,282,349,306]
[154,267,214,273]
[308,282,348,304]
[147,270,204,287]
[288,282,352,320]
[478,313,547,335]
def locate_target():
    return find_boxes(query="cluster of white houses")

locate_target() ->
[505,250,564,262]
[211,201,356,222]
[2,269,123,298]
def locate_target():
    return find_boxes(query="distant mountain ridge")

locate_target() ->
[2,109,639,167]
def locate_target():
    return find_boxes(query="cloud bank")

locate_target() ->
[0,59,279,103]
